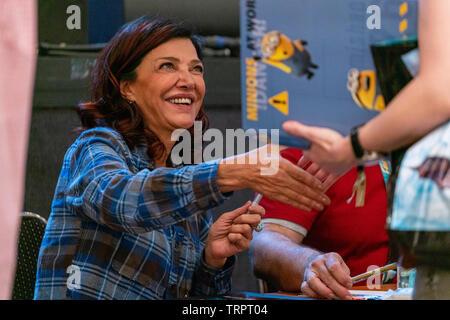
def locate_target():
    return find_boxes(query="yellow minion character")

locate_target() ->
[258,31,318,79]
[347,68,386,111]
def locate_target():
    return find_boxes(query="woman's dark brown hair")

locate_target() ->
[77,16,209,164]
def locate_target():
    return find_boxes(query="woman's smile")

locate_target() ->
[165,93,196,111]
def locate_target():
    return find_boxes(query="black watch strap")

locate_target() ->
[350,125,364,159]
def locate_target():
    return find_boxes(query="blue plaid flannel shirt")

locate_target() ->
[34,127,235,300]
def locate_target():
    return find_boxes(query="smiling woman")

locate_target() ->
[119,37,206,165]
[34,16,329,300]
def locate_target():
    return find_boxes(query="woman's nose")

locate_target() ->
[176,69,195,89]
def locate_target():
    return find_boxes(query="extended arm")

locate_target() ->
[67,128,228,233]
[282,0,450,174]
[358,0,450,153]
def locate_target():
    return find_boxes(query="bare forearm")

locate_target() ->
[251,230,322,291]
[216,160,253,193]
[360,0,450,152]
[359,77,450,153]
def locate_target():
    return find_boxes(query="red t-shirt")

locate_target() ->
[260,148,390,278]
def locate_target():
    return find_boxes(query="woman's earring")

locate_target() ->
[127,99,135,105]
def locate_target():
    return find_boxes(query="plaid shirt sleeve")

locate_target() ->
[66,128,229,234]
[192,252,236,297]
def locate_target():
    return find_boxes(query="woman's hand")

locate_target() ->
[217,144,331,212]
[282,121,358,175]
[204,201,265,269]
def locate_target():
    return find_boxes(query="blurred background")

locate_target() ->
[25,0,258,292]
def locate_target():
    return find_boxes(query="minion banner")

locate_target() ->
[240,0,418,148]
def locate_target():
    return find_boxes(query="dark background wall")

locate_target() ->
[25,0,259,293]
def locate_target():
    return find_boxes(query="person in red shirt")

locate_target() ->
[251,148,392,300]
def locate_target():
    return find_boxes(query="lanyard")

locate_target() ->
[347,161,391,207]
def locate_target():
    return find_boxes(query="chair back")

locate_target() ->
[11,212,47,300]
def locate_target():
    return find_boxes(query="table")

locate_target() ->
[225,284,397,300]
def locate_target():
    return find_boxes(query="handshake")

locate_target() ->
[217,143,339,213]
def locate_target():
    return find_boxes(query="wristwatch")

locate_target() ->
[350,125,387,163]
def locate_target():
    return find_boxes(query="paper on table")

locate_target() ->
[348,288,413,300]
[349,290,388,300]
